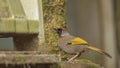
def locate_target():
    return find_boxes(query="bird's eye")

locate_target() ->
[66,42,72,45]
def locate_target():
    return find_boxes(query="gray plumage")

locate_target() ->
[58,32,88,55]
[54,28,112,62]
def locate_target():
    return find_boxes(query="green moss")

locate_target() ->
[58,60,102,68]
[12,55,27,64]
[74,59,101,68]
[43,0,66,54]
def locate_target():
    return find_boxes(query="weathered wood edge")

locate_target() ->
[0,51,61,64]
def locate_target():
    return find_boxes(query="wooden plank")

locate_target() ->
[2,18,15,33]
[20,0,39,20]
[15,19,28,33]
[0,51,41,54]
[0,18,15,33]
[0,64,52,68]
[0,51,60,64]
[0,22,6,33]
[7,0,29,34]
[38,0,45,38]
[60,62,102,68]
[0,55,60,64]
[0,0,11,18]
[28,20,39,34]
[38,0,45,53]
[7,0,25,17]
[116,0,120,68]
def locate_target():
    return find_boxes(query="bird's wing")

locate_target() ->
[69,37,88,45]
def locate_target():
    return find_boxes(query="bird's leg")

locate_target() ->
[68,52,81,62]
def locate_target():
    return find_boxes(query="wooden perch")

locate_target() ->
[0,51,60,64]
[60,62,103,68]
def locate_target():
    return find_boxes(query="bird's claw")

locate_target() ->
[67,60,76,64]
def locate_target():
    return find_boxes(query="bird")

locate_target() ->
[54,27,112,62]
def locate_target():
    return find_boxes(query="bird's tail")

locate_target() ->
[87,46,112,58]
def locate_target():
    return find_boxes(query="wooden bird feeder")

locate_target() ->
[0,0,60,68]
[0,0,39,34]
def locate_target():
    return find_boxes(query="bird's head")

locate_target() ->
[53,27,67,37]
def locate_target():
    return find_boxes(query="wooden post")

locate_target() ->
[115,0,120,67]
[37,0,46,53]
[98,0,117,68]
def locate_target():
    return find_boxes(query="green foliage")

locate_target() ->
[43,0,66,54]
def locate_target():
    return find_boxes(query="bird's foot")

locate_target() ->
[67,60,76,64]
